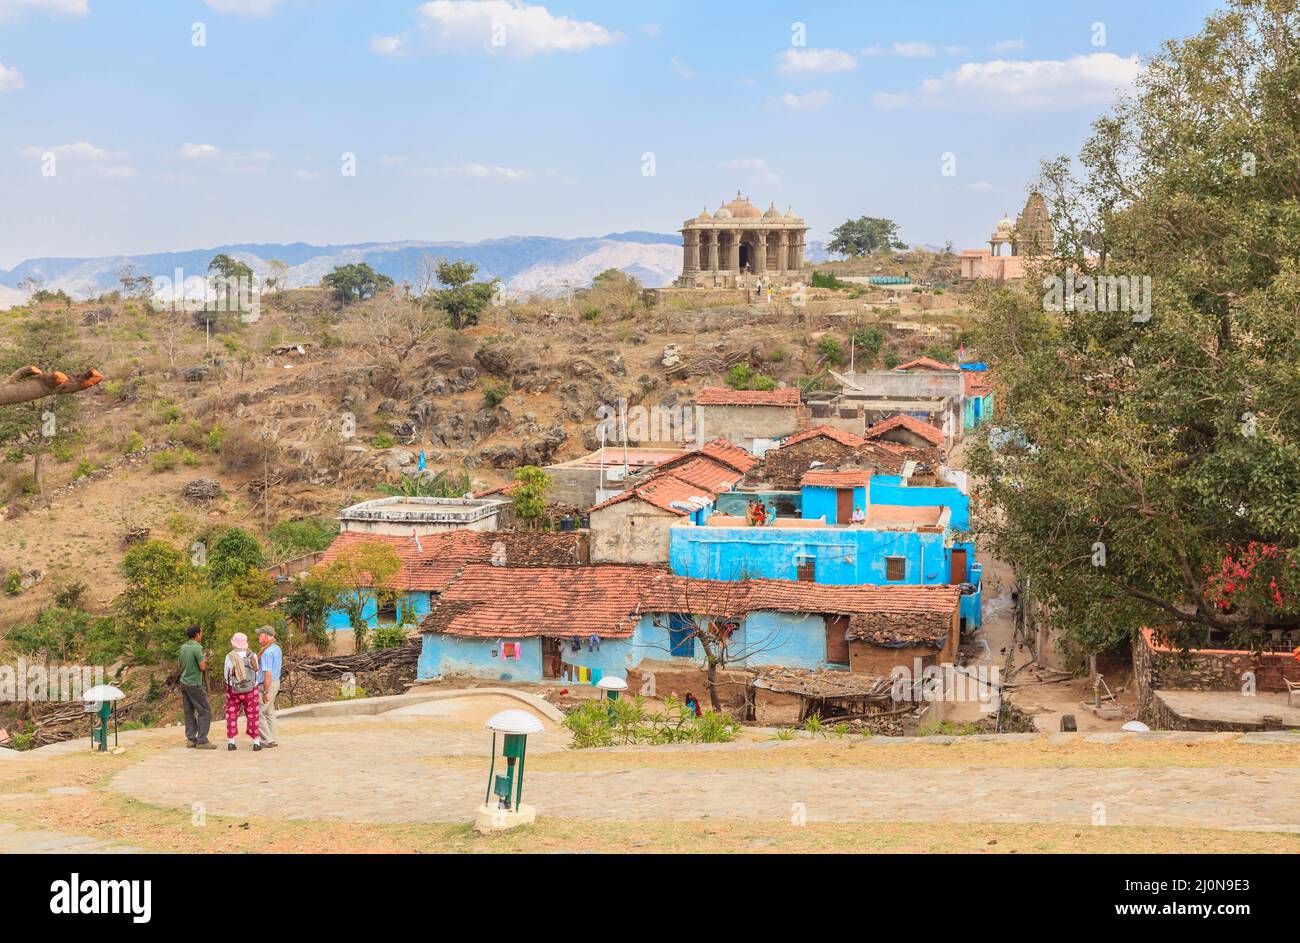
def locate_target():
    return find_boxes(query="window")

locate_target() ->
[376,597,398,625]
[797,561,816,582]
[885,557,906,581]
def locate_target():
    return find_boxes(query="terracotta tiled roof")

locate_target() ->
[697,387,801,407]
[893,357,957,372]
[799,469,873,488]
[421,563,664,638]
[421,565,962,639]
[471,480,522,499]
[664,456,742,492]
[864,414,946,447]
[317,530,584,592]
[963,371,993,396]
[847,589,959,647]
[853,442,909,475]
[699,437,758,472]
[777,424,867,450]
[588,473,715,516]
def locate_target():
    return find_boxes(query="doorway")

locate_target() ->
[542,637,563,679]
[950,549,968,584]
[738,242,751,272]
[825,615,850,666]
[835,488,854,524]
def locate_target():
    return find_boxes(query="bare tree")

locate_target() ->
[646,574,792,712]
[359,288,441,371]
[0,366,104,407]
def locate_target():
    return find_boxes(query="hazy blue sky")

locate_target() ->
[0,0,1221,267]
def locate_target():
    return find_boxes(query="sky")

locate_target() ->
[0,0,1224,268]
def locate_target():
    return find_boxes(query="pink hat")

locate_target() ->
[231,633,249,651]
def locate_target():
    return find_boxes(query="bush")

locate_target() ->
[204,426,226,453]
[727,363,754,389]
[73,459,96,479]
[561,695,738,749]
[580,306,601,322]
[483,383,508,407]
[818,336,843,365]
[267,517,339,558]
[372,433,395,450]
[150,450,181,473]
[370,624,408,649]
[123,431,144,455]
[5,570,23,595]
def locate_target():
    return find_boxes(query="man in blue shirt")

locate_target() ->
[257,626,283,748]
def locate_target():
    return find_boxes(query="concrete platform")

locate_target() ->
[1155,690,1300,730]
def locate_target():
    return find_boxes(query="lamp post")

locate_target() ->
[475,709,543,832]
[595,675,627,722]
[82,684,124,752]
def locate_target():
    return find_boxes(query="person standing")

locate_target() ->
[223,633,262,751]
[257,626,282,749]
[179,625,215,749]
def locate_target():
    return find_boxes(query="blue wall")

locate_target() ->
[671,524,955,585]
[869,481,970,532]
[801,485,866,523]
[325,590,434,630]
[416,610,846,682]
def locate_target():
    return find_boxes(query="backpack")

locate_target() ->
[228,651,259,695]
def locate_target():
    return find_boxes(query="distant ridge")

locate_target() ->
[0,232,686,303]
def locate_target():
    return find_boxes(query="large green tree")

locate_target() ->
[967,0,1300,655]
[431,259,496,330]
[827,216,906,257]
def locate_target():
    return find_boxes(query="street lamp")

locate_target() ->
[82,684,124,752]
[475,709,543,832]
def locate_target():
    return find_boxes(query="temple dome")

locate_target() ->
[784,206,798,219]
[724,190,761,218]
[714,202,733,220]
[995,214,1014,234]
[762,202,782,219]
[695,207,713,222]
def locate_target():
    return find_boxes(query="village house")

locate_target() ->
[415,562,961,684]
[831,365,964,443]
[337,495,509,535]
[863,414,949,453]
[962,367,994,430]
[695,386,806,456]
[543,445,690,509]
[313,530,587,641]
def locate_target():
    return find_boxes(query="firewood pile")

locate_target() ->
[182,477,223,503]
[122,525,151,545]
[292,640,421,679]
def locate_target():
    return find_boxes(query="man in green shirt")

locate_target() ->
[179,625,215,749]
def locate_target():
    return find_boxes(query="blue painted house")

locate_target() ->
[416,563,963,683]
[961,365,994,430]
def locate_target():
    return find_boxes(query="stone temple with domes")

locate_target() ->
[674,192,809,288]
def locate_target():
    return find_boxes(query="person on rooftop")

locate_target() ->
[851,505,867,525]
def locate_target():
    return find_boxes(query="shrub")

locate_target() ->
[580,306,601,322]
[561,695,738,749]
[123,431,144,455]
[483,383,508,407]
[818,336,844,365]
[204,426,226,453]
[372,433,395,450]
[727,363,754,389]
[150,450,181,473]
[5,570,23,595]
[370,625,408,649]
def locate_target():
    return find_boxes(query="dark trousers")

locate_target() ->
[181,682,212,743]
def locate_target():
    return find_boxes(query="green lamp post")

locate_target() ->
[82,684,124,752]
[475,709,543,832]
[596,675,627,722]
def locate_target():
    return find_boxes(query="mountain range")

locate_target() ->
[0,232,833,306]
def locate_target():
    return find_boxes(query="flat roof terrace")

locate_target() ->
[702,504,947,532]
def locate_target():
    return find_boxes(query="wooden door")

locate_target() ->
[836,488,854,524]
[825,615,850,665]
[950,549,968,584]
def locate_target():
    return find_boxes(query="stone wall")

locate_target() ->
[589,500,677,564]
[753,438,859,490]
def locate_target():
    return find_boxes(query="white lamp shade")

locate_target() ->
[485,709,544,735]
[82,684,125,702]
[596,676,628,691]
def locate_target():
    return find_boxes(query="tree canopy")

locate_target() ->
[321,262,394,305]
[827,216,906,256]
[967,0,1300,654]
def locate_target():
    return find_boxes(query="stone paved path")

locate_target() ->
[108,719,1300,831]
[0,821,140,854]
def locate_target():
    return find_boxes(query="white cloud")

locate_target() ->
[409,0,624,57]
[371,34,405,57]
[670,54,694,79]
[0,62,23,91]
[989,38,1025,53]
[892,41,935,57]
[778,89,831,111]
[177,143,273,173]
[0,0,89,20]
[202,0,282,15]
[875,52,1142,113]
[775,47,856,75]
[941,45,968,56]
[722,157,770,172]
[21,140,124,160]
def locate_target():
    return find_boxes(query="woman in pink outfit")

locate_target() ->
[223,632,262,751]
